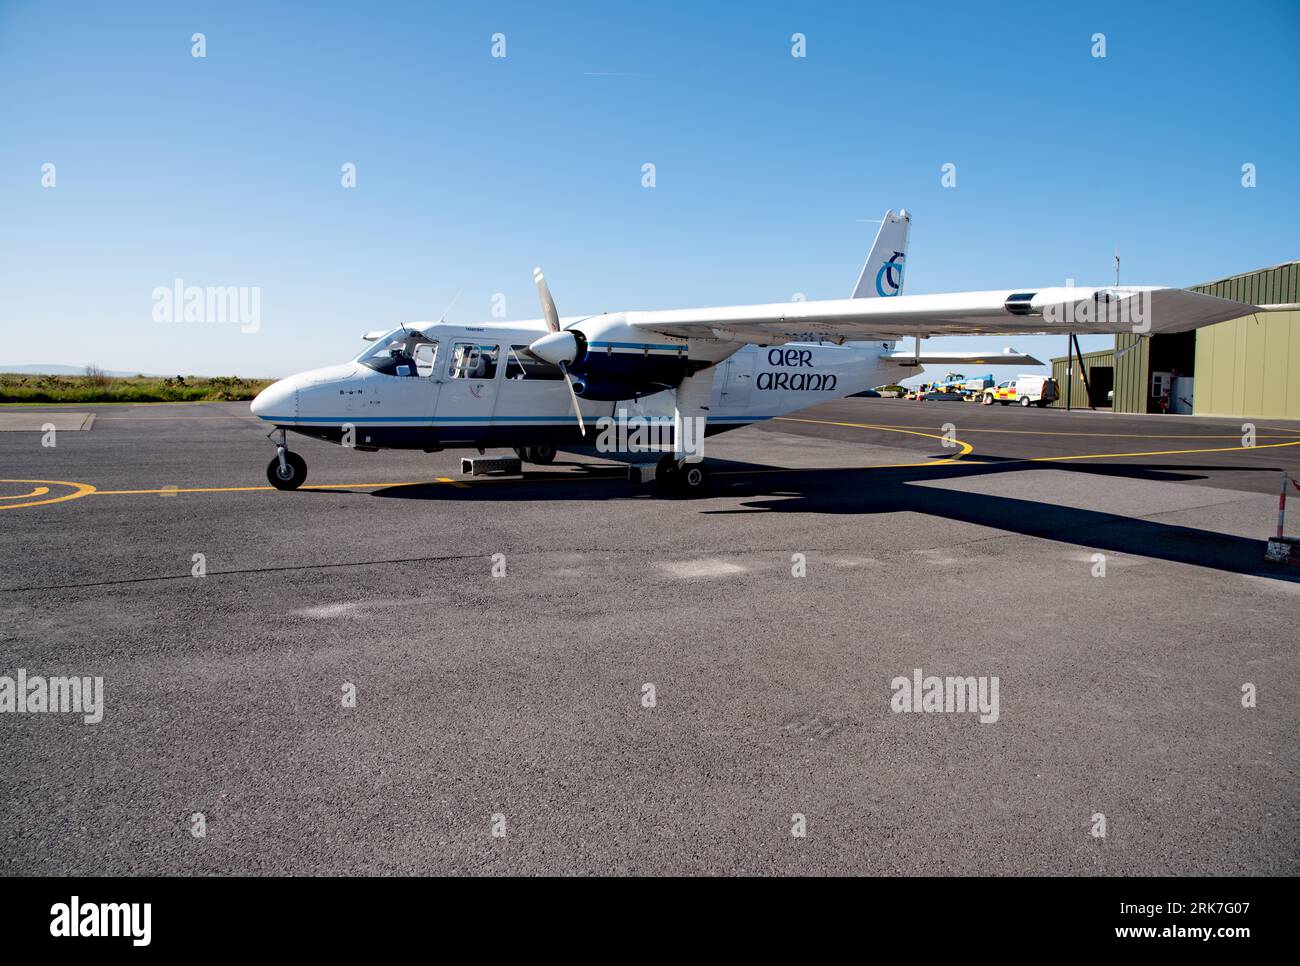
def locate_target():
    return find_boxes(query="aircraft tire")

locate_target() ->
[672,461,710,498]
[654,454,678,490]
[266,452,307,491]
[515,445,557,465]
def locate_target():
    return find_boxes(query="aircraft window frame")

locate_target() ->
[357,328,434,378]
[449,342,500,380]
[413,342,438,378]
[504,345,565,381]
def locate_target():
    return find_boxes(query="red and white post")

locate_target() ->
[1279,471,1290,540]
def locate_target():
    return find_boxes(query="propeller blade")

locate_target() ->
[558,362,586,436]
[533,267,560,333]
[532,267,582,434]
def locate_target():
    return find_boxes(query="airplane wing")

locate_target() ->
[624,286,1262,345]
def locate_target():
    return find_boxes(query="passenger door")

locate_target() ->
[435,341,500,442]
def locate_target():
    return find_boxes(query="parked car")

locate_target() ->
[982,375,1058,407]
[921,391,966,402]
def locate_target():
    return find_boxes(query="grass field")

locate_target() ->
[0,370,273,404]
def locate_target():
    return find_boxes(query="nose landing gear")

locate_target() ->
[266,429,308,490]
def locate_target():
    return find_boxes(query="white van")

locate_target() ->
[982,374,1059,407]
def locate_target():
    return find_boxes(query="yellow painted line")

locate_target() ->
[85,472,626,498]
[0,479,97,510]
[13,423,1296,510]
[0,486,49,500]
[18,423,972,507]
[771,416,1300,467]
[819,420,1298,440]
[774,417,974,466]
[1017,439,1300,463]
[93,480,460,496]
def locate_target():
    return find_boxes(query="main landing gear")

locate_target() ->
[513,444,557,465]
[654,454,710,497]
[266,429,307,490]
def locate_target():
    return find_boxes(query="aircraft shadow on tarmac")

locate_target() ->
[356,453,1300,584]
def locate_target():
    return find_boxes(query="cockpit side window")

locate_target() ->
[414,343,437,377]
[358,328,435,377]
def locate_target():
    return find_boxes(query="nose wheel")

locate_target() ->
[266,429,308,490]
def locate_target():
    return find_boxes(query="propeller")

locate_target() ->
[531,267,585,436]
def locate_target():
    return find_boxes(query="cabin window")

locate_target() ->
[450,343,499,380]
[504,345,565,380]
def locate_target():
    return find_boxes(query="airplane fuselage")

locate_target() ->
[250,320,898,452]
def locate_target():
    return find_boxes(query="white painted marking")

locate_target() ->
[295,602,361,619]
[659,559,748,578]
[912,549,961,565]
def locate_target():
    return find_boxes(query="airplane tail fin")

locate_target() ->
[851,209,911,298]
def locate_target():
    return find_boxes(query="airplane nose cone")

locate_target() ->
[250,378,296,419]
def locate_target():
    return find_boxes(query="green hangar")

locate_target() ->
[1050,261,1300,418]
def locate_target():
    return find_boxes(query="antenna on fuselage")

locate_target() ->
[438,289,463,324]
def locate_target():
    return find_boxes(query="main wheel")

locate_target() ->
[515,445,558,465]
[654,453,680,491]
[266,451,307,490]
[664,460,709,497]
[981,394,993,405]
[1020,396,1033,407]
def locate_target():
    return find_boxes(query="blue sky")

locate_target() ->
[1,0,1296,379]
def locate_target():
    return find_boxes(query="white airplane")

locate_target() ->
[250,210,1268,495]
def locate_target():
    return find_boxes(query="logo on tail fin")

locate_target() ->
[875,252,905,297]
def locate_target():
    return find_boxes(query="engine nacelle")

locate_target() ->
[530,313,696,400]
[568,376,656,400]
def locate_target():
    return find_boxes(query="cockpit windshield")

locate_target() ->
[356,328,437,377]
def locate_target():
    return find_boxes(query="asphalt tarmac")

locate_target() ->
[2,397,1297,875]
